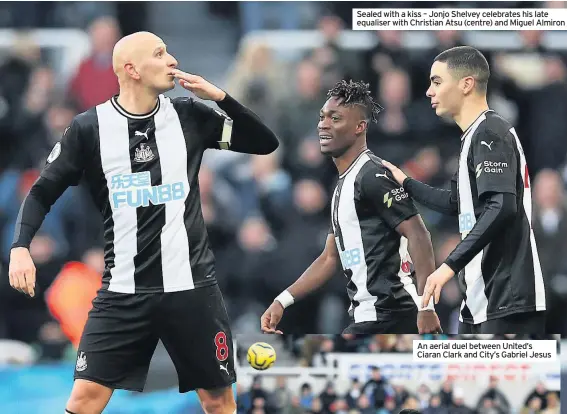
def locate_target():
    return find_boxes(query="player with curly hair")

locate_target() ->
[261,80,442,335]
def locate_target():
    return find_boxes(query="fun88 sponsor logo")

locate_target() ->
[339,247,362,269]
[459,212,474,235]
[110,172,187,209]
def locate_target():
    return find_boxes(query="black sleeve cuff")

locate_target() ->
[444,258,460,274]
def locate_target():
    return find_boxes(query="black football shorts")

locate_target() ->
[73,283,236,392]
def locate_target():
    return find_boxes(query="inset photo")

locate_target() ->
[236,334,560,414]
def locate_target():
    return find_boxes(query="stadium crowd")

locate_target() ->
[237,335,560,414]
[0,1,567,364]
[236,374,560,414]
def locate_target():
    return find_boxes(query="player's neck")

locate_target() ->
[116,86,159,116]
[334,141,368,176]
[454,99,490,132]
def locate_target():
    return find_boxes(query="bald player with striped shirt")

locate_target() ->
[9,31,278,414]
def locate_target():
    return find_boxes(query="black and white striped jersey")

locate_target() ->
[41,95,233,293]
[447,109,546,324]
[330,149,422,324]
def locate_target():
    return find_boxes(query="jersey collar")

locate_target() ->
[460,109,493,140]
[110,95,161,120]
[339,149,371,179]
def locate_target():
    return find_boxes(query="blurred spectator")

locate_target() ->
[0,34,42,174]
[284,395,306,414]
[310,397,323,413]
[478,397,505,414]
[248,376,273,412]
[524,382,550,411]
[198,165,241,252]
[369,67,446,173]
[271,376,293,412]
[379,397,397,414]
[423,395,449,414]
[275,59,326,170]
[357,394,376,414]
[345,378,363,409]
[362,31,414,100]
[541,392,560,414]
[300,383,315,410]
[332,399,349,414]
[225,40,287,129]
[312,337,335,367]
[475,376,510,413]
[391,379,412,408]
[10,65,58,169]
[521,397,543,414]
[451,388,474,414]
[438,379,454,408]
[68,16,120,111]
[362,366,388,409]
[252,151,294,235]
[318,381,338,412]
[308,15,361,91]
[532,169,567,334]
[402,396,423,411]
[416,384,432,410]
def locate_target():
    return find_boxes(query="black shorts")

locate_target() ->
[74,283,236,393]
[458,311,546,334]
[342,310,418,334]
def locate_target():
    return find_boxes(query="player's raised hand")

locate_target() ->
[381,160,408,186]
[172,69,226,101]
[9,247,36,297]
[417,310,443,334]
[260,302,284,335]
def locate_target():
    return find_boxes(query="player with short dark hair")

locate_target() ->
[261,80,442,335]
[384,46,547,334]
[434,45,490,94]
[9,31,279,414]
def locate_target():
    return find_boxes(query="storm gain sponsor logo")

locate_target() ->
[383,187,408,208]
[476,161,508,178]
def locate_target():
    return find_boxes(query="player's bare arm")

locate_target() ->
[261,233,338,334]
[382,160,458,216]
[174,69,279,155]
[395,215,443,334]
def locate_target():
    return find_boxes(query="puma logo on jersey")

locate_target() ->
[375,173,388,179]
[135,128,151,140]
[219,363,229,374]
[481,140,493,150]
